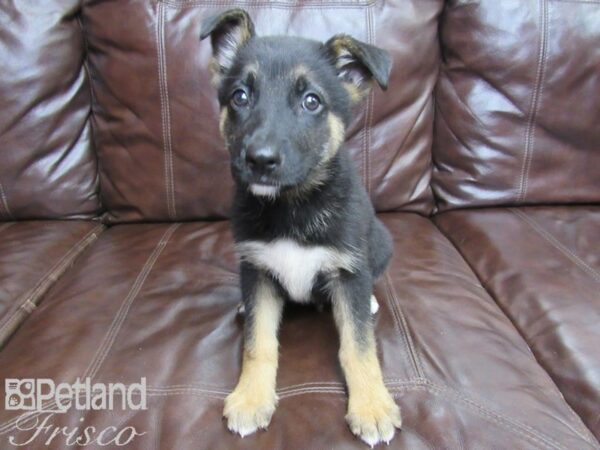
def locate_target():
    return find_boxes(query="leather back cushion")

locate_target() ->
[82,0,442,222]
[0,0,101,219]
[433,0,600,211]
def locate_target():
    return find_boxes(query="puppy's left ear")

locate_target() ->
[200,9,255,86]
[324,34,392,101]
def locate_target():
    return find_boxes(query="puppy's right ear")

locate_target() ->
[200,9,255,86]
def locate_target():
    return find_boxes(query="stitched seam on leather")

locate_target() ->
[277,379,424,398]
[152,404,164,450]
[162,0,375,4]
[161,3,177,220]
[0,380,343,433]
[156,2,177,220]
[0,225,104,336]
[144,387,365,399]
[160,0,377,9]
[26,382,580,449]
[147,378,419,395]
[4,386,591,450]
[277,381,344,393]
[146,379,424,397]
[77,15,104,218]
[3,381,593,448]
[361,5,374,194]
[511,208,600,283]
[0,226,103,331]
[518,0,549,203]
[384,272,425,379]
[83,224,180,382]
[21,299,36,314]
[424,381,579,450]
[0,180,13,220]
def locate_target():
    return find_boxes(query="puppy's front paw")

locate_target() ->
[223,385,277,437]
[346,389,402,447]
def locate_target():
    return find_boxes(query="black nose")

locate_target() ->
[245,147,281,172]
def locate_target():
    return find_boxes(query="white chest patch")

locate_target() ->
[237,239,357,302]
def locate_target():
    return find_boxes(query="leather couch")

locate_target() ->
[0,1,598,448]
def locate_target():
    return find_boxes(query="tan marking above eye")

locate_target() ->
[292,64,321,94]
[325,113,346,160]
[292,64,309,78]
[243,61,260,77]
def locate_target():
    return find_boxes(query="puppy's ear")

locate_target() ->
[200,9,255,85]
[324,34,392,102]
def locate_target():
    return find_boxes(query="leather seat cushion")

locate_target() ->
[0,221,102,348]
[0,215,594,448]
[436,206,600,439]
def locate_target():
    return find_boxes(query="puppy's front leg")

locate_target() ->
[224,265,283,436]
[331,273,402,447]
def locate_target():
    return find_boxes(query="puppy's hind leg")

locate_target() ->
[330,272,401,447]
[224,265,284,437]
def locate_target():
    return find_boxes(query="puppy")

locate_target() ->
[200,9,400,446]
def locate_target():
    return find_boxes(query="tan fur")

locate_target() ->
[331,284,402,446]
[219,107,228,138]
[237,15,253,46]
[343,82,372,103]
[292,64,310,79]
[243,61,259,78]
[207,14,253,87]
[208,56,226,88]
[330,35,356,59]
[223,278,283,436]
[281,113,344,201]
[292,64,321,96]
[344,83,362,102]
[326,113,345,160]
[328,35,375,103]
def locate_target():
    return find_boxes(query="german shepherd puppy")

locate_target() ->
[200,9,400,446]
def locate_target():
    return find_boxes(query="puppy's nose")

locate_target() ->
[245,147,281,172]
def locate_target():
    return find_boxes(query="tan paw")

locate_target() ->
[223,386,277,437]
[346,391,402,447]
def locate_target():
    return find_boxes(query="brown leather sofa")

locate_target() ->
[0,1,598,448]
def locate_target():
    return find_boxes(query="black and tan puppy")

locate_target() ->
[200,9,400,446]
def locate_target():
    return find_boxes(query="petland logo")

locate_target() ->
[5,378,147,412]
[5,378,147,447]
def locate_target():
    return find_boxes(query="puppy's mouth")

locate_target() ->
[249,183,280,199]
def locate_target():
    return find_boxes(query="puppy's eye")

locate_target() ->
[231,89,249,108]
[302,93,321,112]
